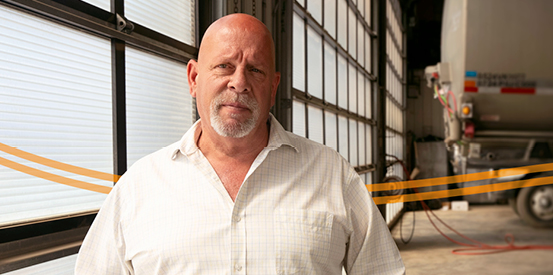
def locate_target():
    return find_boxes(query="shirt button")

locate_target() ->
[234,216,241,222]
[234,263,242,271]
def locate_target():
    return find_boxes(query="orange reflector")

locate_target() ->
[464,80,476,87]
[462,106,471,115]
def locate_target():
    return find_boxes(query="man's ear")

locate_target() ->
[270,72,281,107]
[187,59,199,97]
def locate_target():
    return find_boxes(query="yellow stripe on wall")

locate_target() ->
[0,156,112,194]
[0,142,120,182]
[372,176,553,205]
[1,142,552,203]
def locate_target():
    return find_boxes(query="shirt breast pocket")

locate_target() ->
[274,209,334,274]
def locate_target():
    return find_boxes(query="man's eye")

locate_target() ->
[251,68,261,73]
[217,64,227,69]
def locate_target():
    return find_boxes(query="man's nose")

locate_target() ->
[228,68,251,93]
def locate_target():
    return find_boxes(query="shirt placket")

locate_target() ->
[229,147,274,274]
[231,193,247,274]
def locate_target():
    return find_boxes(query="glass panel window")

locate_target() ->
[126,47,194,167]
[388,100,395,131]
[349,119,358,166]
[293,13,305,92]
[324,111,337,151]
[358,20,365,68]
[292,100,306,137]
[125,0,195,45]
[307,26,323,99]
[365,0,371,27]
[358,71,365,117]
[366,124,372,164]
[337,0,347,48]
[365,78,372,118]
[324,42,337,105]
[0,6,112,226]
[324,0,336,39]
[386,97,391,128]
[338,115,348,160]
[358,122,366,165]
[348,63,357,114]
[348,8,357,59]
[307,0,323,25]
[337,54,348,110]
[82,0,110,11]
[389,102,403,133]
[307,105,324,144]
[365,31,371,73]
[385,64,389,99]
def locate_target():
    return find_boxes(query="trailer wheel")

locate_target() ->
[516,185,553,228]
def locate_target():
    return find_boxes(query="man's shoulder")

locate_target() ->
[282,130,346,161]
[113,140,182,192]
[268,115,337,156]
[127,140,181,171]
[286,131,328,149]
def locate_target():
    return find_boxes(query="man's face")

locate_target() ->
[187,17,280,138]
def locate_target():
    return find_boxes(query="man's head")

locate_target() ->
[187,14,280,139]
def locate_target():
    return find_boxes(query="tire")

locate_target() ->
[516,185,553,228]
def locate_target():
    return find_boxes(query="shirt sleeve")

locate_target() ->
[342,171,406,275]
[74,178,133,275]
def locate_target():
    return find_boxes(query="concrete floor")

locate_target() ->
[391,204,553,275]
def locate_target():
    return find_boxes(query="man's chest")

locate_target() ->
[119,153,350,274]
[120,180,347,274]
[122,186,232,273]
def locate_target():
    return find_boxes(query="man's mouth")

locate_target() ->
[220,101,251,112]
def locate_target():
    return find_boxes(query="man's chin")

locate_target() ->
[211,117,250,138]
[219,116,248,127]
[220,110,251,120]
[216,127,251,138]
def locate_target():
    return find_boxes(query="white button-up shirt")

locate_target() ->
[75,115,405,274]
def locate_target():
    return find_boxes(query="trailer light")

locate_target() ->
[461,103,473,118]
[462,106,471,115]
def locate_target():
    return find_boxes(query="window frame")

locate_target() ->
[381,0,407,226]
[0,0,201,271]
[0,0,409,271]
[289,1,377,176]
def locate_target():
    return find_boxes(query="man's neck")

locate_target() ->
[196,120,271,201]
[196,120,270,161]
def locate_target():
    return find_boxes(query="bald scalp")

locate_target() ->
[198,14,276,70]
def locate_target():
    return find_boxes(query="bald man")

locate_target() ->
[75,14,405,274]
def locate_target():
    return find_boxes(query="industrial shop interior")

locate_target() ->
[1,0,552,274]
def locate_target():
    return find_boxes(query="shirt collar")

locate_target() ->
[265,114,298,152]
[170,113,298,160]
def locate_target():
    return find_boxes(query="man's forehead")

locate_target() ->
[208,14,268,33]
[198,18,275,66]
[199,34,269,61]
[202,21,269,47]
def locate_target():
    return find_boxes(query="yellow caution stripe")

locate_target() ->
[372,176,553,205]
[0,142,120,182]
[367,163,553,192]
[0,156,112,194]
